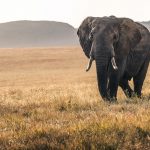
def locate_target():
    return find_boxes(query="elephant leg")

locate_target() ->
[119,79,134,98]
[108,71,119,101]
[133,59,149,98]
[109,58,127,101]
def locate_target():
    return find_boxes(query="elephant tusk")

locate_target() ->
[111,57,118,70]
[86,56,93,72]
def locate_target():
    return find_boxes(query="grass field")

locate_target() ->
[0,47,150,150]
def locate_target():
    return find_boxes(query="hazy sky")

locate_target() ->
[0,0,149,27]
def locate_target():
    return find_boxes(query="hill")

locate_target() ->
[0,21,79,48]
[0,20,149,48]
[140,21,150,30]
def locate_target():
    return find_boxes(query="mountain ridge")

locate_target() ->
[0,20,149,48]
[140,21,150,30]
[0,20,79,48]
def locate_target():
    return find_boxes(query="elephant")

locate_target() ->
[77,16,150,102]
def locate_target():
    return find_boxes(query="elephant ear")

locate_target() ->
[77,17,95,58]
[118,19,141,52]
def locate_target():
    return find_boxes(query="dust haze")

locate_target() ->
[0,21,79,48]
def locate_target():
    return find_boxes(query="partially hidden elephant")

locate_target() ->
[77,16,150,102]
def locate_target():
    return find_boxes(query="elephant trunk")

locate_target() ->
[94,45,118,101]
[95,57,109,100]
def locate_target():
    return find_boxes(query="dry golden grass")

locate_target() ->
[0,47,150,150]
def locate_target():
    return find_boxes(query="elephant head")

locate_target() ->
[77,16,141,101]
[77,16,118,71]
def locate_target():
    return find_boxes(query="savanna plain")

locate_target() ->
[0,47,150,150]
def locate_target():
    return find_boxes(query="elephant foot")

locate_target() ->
[109,97,117,103]
[127,92,143,99]
[135,92,142,99]
[124,89,134,98]
[103,96,117,103]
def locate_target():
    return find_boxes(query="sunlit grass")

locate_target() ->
[0,47,150,149]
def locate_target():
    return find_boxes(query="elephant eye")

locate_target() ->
[113,34,118,41]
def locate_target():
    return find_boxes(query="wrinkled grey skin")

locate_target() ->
[119,22,150,98]
[77,16,150,101]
